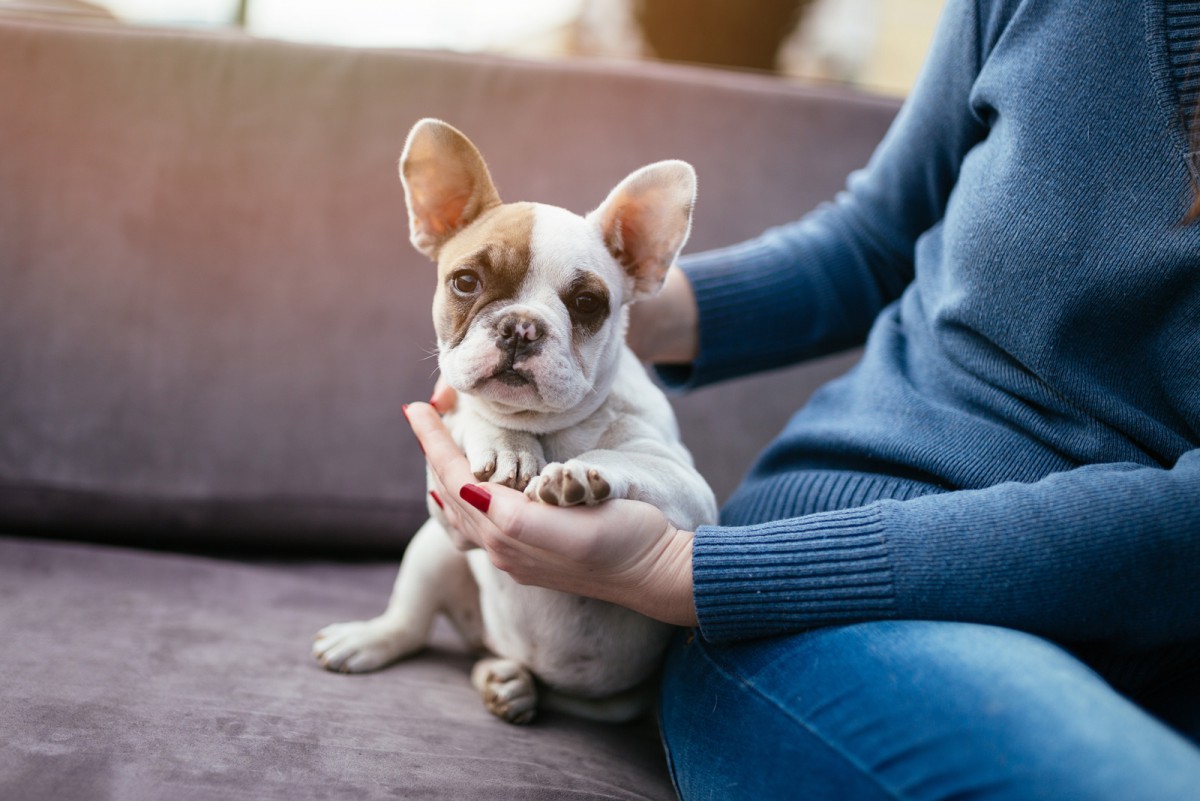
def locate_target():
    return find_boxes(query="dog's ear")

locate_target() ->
[399,119,502,260]
[587,160,696,301]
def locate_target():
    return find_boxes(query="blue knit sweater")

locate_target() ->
[665,0,1200,651]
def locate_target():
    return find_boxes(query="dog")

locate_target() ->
[313,119,717,724]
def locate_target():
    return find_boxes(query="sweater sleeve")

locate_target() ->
[692,448,1200,651]
[659,0,990,389]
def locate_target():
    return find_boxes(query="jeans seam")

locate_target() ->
[695,636,911,801]
[657,707,686,801]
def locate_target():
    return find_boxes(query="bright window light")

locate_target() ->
[250,0,584,50]
[94,0,585,50]
[98,0,239,27]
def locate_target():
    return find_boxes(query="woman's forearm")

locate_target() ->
[626,265,699,364]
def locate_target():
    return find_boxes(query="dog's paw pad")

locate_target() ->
[472,658,537,725]
[526,461,611,506]
[586,468,611,502]
[559,469,586,505]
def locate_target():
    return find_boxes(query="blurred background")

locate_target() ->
[6,0,945,97]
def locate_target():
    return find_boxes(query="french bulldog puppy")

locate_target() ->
[313,119,717,724]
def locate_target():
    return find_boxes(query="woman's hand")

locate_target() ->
[404,401,699,627]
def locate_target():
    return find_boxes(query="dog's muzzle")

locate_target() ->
[490,312,544,387]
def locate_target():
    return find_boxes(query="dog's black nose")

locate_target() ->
[497,314,543,350]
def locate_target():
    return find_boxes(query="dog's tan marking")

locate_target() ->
[434,203,535,348]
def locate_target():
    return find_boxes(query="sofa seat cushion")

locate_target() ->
[0,536,675,800]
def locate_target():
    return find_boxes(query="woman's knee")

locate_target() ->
[659,621,1200,801]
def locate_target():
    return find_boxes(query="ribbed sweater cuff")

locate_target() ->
[692,504,897,643]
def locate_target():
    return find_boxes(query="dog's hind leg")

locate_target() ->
[314,518,480,673]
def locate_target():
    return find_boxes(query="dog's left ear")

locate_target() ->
[587,160,696,300]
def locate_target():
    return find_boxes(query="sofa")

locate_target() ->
[0,14,898,800]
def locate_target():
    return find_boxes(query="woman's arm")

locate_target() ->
[625,265,699,364]
[408,406,1200,652]
[694,450,1200,650]
[415,394,1200,649]
[655,0,992,388]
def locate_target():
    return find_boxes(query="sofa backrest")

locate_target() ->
[0,18,897,554]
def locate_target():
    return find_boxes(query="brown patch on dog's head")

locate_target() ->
[432,202,536,348]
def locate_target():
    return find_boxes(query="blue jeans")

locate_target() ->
[659,622,1200,800]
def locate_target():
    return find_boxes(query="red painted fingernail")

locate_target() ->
[459,484,491,514]
[429,490,444,509]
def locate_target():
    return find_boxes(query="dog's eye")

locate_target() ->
[450,270,481,296]
[572,292,603,316]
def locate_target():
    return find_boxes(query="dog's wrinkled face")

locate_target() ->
[399,119,695,423]
[432,202,624,414]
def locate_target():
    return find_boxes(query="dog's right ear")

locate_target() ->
[399,119,502,260]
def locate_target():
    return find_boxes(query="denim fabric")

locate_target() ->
[659,622,1200,801]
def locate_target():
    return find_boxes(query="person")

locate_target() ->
[403,0,1200,798]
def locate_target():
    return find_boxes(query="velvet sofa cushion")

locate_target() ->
[0,535,677,800]
[0,17,896,554]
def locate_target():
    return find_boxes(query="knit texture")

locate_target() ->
[1164,2,1200,139]
[665,0,1200,647]
[1164,1,1200,182]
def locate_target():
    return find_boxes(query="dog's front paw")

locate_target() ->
[313,618,421,674]
[470,446,543,492]
[466,431,544,492]
[471,657,538,725]
[525,460,614,506]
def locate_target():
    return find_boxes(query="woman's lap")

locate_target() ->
[659,621,1200,801]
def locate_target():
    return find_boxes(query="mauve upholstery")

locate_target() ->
[0,15,897,800]
[0,536,675,800]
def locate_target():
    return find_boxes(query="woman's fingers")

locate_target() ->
[405,402,527,552]
[405,402,472,488]
[459,484,587,559]
[457,486,698,625]
[405,402,586,553]
[405,401,488,548]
